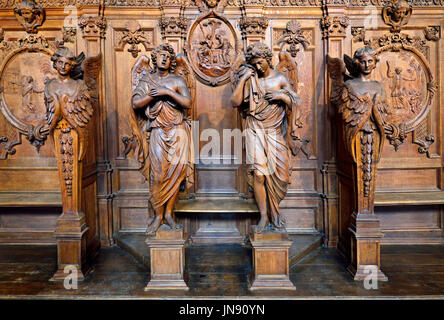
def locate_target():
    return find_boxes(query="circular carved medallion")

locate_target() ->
[0,48,54,131]
[186,11,240,86]
[373,45,436,133]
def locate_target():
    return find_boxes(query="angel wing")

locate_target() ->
[131,55,151,90]
[229,53,246,91]
[40,60,58,84]
[129,55,151,180]
[83,54,102,100]
[277,51,298,93]
[71,52,86,80]
[343,54,360,78]
[175,53,196,120]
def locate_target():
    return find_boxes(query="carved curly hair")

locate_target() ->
[245,43,274,69]
[353,46,379,64]
[151,43,177,72]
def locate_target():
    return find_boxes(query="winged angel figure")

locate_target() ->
[327,47,388,200]
[39,47,100,206]
[230,43,302,233]
[130,44,195,236]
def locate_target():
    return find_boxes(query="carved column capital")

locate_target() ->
[239,16,269,39]
[78,15,107,39]
[320,16,349,39]
[159,16,190,39]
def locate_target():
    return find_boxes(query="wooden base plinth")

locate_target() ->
[145,224,189,291]
[348,212,388,281]
[248,227,296,291]
[50,211,90,282]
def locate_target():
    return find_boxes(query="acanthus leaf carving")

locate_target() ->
[158,16,190,38]
[78,15,107,38]
[424,26,441,42]
[239,17,269,38]
[115,21,152,58]
[320,16,349,39]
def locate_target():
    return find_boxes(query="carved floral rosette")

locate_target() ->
[0,43,55,158]
[185,10,241,86]
[372,42,437,150]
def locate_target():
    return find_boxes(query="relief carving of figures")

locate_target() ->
[131,44,195,235]
[327,47,387,213]
[186,11,240,86]
[230,43,302,233]
[14,0,45,34]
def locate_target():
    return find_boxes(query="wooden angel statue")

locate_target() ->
[37,46,100,280]
[327,46,388,280]
[131,43,195,236]
[230,42,302,234]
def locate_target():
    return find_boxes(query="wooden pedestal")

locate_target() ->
[50,211,90,281]
[145,224,189,291]
[248,227,296,291]
[347,212,388,281]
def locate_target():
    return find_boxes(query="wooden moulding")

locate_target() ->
[248,227,296,291]
[144,224,189,291]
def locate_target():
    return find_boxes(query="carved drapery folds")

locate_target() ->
[13,0,45,34]
[115,21,152,58]
[79,15,107,39]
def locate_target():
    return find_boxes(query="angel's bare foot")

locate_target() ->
[253,215,269,233]
[165,213,182,230]
[146,215,162,236]
[146,215,155,227]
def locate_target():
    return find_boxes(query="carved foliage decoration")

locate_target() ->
[159,16,190,38]
[14,0,45,34]
[79,15,107,38]
[185,10,240,86]
[320,16,349,39]
[424,26,441,42]
[115,21,153,58]
[239,17,269,38]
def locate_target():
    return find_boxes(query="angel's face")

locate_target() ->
[251,57,270,76]
[54,57,75,76]
[205,0,218,8]
[356,54,376,75]
[20,9,37,24]
[156,50,172,71]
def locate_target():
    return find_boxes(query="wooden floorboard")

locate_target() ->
[0,243,443,299]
